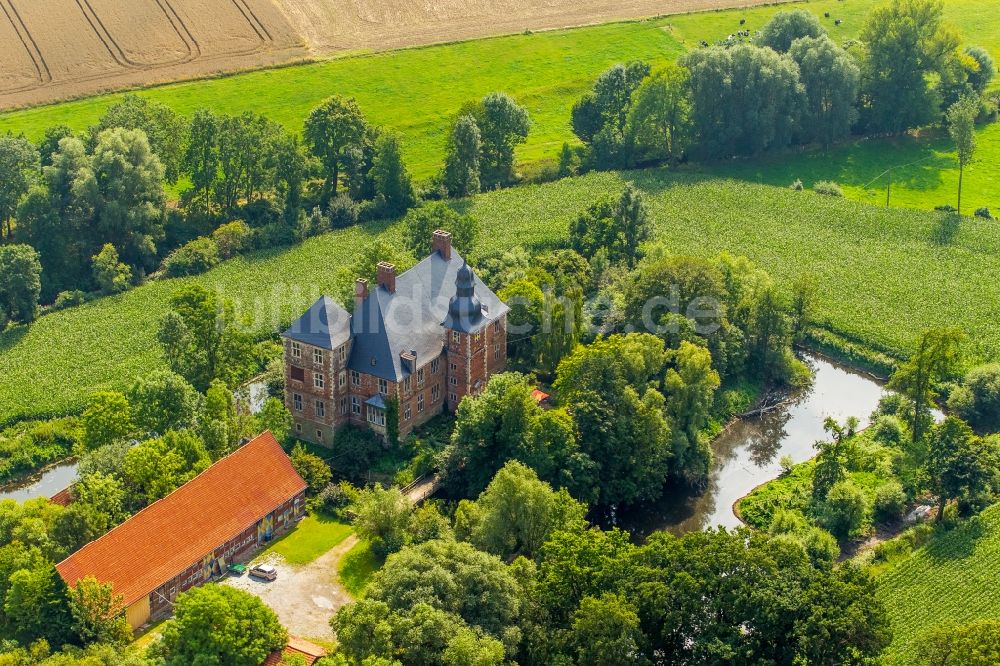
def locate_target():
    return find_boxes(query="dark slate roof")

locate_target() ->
[347,249,508,382]
[365,394,387,409]
[282,296,352,350]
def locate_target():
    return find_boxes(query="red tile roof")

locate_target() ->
[56,432,307,608]
[531,389,550,402]
[261,636,328,665]
[49,485,73,507]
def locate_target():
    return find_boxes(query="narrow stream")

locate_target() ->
[0,461,79,503]
[617,353,887,537]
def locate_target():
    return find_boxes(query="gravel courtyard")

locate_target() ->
[224,535,358,640]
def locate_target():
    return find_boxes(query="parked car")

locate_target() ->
[249,564,277,581]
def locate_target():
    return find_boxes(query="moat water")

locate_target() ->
[616,353,887,538]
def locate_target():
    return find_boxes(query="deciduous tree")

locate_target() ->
[304,96,369,197]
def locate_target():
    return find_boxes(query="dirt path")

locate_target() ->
[224,534,358,640]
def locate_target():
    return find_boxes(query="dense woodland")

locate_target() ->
[1,1,999,664]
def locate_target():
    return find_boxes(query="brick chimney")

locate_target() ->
[376,262,396,293]
[432,229,452,260]
[354,278,368,309]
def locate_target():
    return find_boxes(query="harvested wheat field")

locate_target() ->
[273,0,795,53]
[0,0,789,110]
[0,0,305,108]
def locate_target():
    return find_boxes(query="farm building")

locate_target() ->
[56,431,307,630]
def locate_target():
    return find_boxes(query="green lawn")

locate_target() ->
[0,0,996,207]
[258,514,353,566]
[3,169,1000,425]
[337,540,381,598]
[876,503,1000,664]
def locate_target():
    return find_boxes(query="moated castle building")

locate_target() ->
[281,230,509,445]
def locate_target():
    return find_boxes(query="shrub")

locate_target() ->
[948,364,1000,432]
[92,244,132,295]
[236,198,282,228]
[790,178,804,191]
[779,454,795,475]
[52,290,87,311]
[871,414,906,446]
[874,481,907,523]
[934,204,957,213]
[975,207,993,220]
[162,237,220,277]
[820,479,869,541]
[328,193,359,228]
[800,526,841,567]
[813,180,843,197]
[211,221,252,259]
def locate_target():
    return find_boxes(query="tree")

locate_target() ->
[370,132,415,217]
[201,379,239,459]
[289,444,332,495]
[757,9,825,52]
[554,335,672,506]
[72,471,129,534]
[157,284,255,392]
[215,112,282,212]
[257,397,293,444]
[81,391,133,450]
[948,364,1000,432]
[572,61,651,168]
[789,36,861,147]
[91,244,132,295]
[184,109,220,216]
[947,95,978,216]
[0,244,42,326]
[403,203,478,257]
[475,93,530,189]
[963,46,995,94]
[858,0,959,133]
[625,64,692,165]
[820,479,869,540]
[455,461,586,560]
[123,431,211,503]
[156,586,286,665]
[38,124,74,167]
[269,133,308,220]
[0,135,39,240]
[3,563,75,647]
[569,185,651,266]
[790,273,818,342]
[443,115,481,197]
[127,370,202,436]
[889,327,964,444]
[927,417,999,520]
[683,45,805,158]
[570,593,647,666]
[914,619,1000,666]
[349,484,414,559]
[664,341,720,486]
[68,577,132,646]
[747,284,792,380]
[95,94,186,184]
[303,96,369,196]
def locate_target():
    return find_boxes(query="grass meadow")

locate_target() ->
[0,0,996,208]
[2,169,999,425]
[257,514,354,566]
[875,503,1000,664]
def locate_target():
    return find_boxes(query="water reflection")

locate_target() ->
[0,462,78,503]
[617,353,887,538]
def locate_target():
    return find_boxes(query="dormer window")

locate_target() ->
[452,331,461,344]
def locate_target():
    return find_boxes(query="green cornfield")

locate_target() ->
[2,169,999,425]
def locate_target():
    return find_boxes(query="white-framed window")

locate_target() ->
[403,376,411,392]
[494,343,501,360]
[417,367,425,385]
[339,345,347,362]
[431,384,440,402]
[293,393,302,411]
[417,393,424,413]
[351,396,361,415]
[339,371,347,388]
[295,422,302,433]
[351,370,360,386]
[403,402,412,420]
[431,358,440,374]
[313,348,323,364]
[450,362,457,372]
[494,320,501,333]
[340,397,348,414]
[315,400,326,418]
[378,378,388,396]
[367,406,386,427]
[449,392,457,403]
[473,331,482,344]
[450,376,458,386]
[452,331,461,344]
[314,372,325,389]
[290,341,301,358]
[316,429,324,442]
